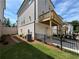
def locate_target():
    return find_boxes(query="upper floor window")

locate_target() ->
[29,0,32,5]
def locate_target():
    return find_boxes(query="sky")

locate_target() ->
[4,0,79,24]
[52,0,79,22]
[4,0,24,24]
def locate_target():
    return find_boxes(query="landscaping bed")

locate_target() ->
[0,35,16,48]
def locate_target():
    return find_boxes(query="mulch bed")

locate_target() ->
[0,35,16,48]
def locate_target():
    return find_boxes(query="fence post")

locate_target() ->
[60,34,63,50]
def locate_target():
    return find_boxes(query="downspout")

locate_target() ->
[34,0,36,40]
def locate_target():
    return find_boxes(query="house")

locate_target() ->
[17,0,63,40]
[62,23,73,35]
[0,0,6,37]
[52,22,74,35]
[52,26,58,35]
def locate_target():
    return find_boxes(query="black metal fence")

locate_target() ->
[35,33,79,53]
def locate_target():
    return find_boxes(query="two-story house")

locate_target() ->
[0,0,6,37]
[62,23,73,35]
[17,0,63,40]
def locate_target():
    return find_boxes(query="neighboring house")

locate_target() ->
[0,0,6,37]
[17,0,63,40]
[62,23,73,35]
[50,22,73,35]
[52,26,58,35]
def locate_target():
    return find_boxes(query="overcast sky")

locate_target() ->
[4,0,79,24]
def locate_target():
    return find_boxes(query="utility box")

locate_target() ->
[27,34,32,41]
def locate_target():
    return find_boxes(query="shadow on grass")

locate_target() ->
[1,42,54,59]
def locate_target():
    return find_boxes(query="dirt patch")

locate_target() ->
[0,35,16,48]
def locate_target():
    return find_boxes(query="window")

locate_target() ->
[21,29,22,33]
[29,16,31,21]
[29,0,32,5]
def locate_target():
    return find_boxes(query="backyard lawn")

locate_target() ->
[0,41,79,59]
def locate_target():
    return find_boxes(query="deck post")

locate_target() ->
[50,20,52,40]
[57,26,59,37]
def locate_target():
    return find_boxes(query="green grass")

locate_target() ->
[0,42,79,59]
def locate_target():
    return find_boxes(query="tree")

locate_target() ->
[6,18,11,27]
[74,26,79,33]
[71,20,79,32]
[12,23,16,27]
[3,18,11,27]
